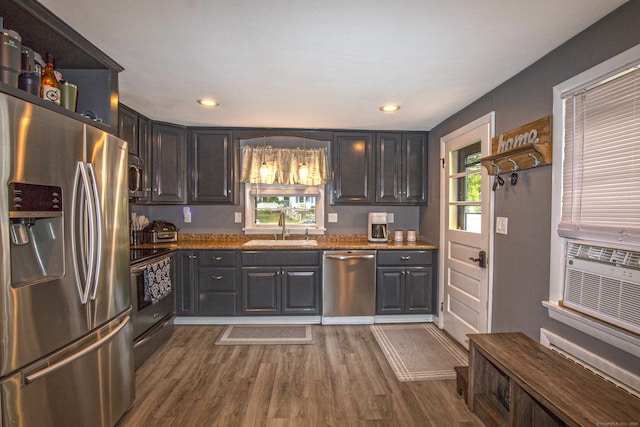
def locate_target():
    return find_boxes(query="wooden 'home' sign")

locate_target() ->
[480,115,552,175]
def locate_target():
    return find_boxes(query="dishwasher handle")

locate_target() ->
[324,254,375,261]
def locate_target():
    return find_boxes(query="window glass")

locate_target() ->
[253,196,316,226]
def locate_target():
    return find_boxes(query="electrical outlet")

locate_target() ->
[328,213,338,223]
[234,212,242,223]
[496,217,508,235]
[388,213,395,223]
[183,206,192,223]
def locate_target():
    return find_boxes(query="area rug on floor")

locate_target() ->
[370,323,467,382]
[215,325,316,345]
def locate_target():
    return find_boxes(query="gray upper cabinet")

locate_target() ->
[376,132,427,205]
[137,116,151,203]
[331,132,375,204]
[188,129,238,204]
[151,122,187,203]
[118,104,138,155]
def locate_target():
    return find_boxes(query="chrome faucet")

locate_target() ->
[278,210,286,240]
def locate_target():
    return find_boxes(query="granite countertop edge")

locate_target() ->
[133,234,438,251]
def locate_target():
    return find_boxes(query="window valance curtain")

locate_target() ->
[240,146,329,185]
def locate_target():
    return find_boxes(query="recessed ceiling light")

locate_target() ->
[198,98,219,107]
[380,104,400,113]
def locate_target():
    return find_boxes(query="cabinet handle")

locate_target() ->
[212,256,223,261]
[401,256,411,260]
[189,255,197,259]
[212,275,223,280]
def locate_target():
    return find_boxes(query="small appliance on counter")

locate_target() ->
[367,212,389,242]
[143,220,179,243]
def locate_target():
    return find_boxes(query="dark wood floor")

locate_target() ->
[117,325,483,426]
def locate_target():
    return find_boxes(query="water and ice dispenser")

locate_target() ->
[9,182,64,286]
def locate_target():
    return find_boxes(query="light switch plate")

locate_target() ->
[183,206,192,223]
[234,212,242,223]
[496,217,508,235]
[388,213,395,223]
[328,213,338,223]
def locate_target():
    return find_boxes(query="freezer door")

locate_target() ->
[84,127,130,328]
[0,93,92,376]
[0,314,134,427]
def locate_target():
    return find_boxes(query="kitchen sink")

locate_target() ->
[243,239,318,247]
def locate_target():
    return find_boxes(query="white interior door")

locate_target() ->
[439,112,494,348]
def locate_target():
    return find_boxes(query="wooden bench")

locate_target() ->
[468,332,640,427]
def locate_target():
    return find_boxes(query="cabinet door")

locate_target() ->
[189,130,237,204]
[151,122,187,203]
[376,268,405,314]
[118,104,138,155]
[137,116,151,203]
[331,132,375,204]
[403,134,427,204]
[282,267,320,314]
[241,268,280,314]
[405,267,433,313]
[376,133,403,204]
[174,251,197,315]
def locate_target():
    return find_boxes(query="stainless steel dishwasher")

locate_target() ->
[322,250,376,324]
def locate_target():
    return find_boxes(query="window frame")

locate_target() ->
[548,43,640,352]
[243,184,326,235]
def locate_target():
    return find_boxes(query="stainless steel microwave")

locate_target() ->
[128,154,145,199]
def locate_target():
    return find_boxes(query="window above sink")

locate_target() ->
[243,185,326,235]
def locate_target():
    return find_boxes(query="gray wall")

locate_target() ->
[134,200,420,236]
[423,1,640,373]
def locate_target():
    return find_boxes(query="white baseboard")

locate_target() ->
[374,314,435,324]
[321,316,374,325]
[175,314,436,326]
[174,316,321,325]
[540,328,640,396]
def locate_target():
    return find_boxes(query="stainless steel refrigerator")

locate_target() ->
[0,91,134,426]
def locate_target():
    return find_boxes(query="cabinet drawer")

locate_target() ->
[199,293,236,316]
[198,267,236,291]
[241,251,319,266]
[198,250,236,266]
[377,250,432,266]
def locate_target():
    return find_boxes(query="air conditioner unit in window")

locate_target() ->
[563,242,640,335]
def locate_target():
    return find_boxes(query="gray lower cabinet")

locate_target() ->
[376,250,435,314]
[198,250,238,315]
[175,250,239,316]
[241,251,320,315]
[175,250,197,315]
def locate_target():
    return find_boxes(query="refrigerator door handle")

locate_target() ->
[85,163,103,300]
[23,315,130,384]
[71,162,93,304]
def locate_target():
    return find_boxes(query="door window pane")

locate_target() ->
[449,141,482,233]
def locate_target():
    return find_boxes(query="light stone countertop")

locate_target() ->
[133,234,438,251]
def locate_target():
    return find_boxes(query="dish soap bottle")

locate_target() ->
[40,53,60,105]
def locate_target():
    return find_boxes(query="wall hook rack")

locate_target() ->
[479,116,552,176]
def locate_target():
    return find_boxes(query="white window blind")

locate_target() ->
[559,66,640,245]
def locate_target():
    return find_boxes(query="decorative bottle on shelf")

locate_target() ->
[40,53,60,105]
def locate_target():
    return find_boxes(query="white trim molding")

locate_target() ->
[542,301,640,356]
[540,328,640,396]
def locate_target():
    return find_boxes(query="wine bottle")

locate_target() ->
[40,53,60,105]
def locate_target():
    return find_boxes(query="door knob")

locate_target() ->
[469,250,487,268]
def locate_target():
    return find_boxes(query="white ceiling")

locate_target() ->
[40,0,627,131]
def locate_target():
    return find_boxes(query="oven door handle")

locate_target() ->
[131,254,173,273]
